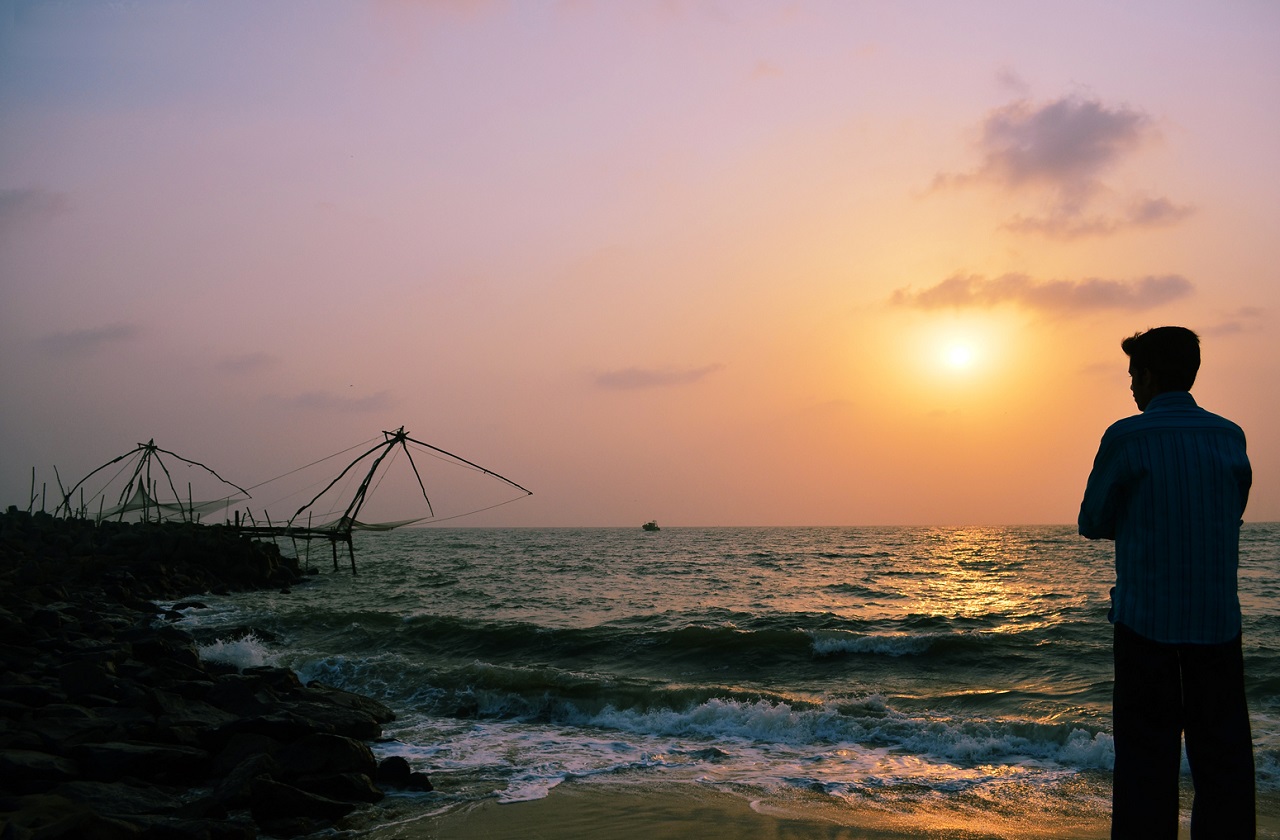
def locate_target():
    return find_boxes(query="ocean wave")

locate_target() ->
[577,695,1115,773]
[807,628,993,657]
[197,632,279,671]
[293,650,1114,775]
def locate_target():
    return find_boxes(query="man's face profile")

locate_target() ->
[1129,364,1156,412]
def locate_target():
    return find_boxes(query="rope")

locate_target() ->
[412,493,531,525]
[244,437,380,491]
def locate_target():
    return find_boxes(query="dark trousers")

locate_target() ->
[1112,623,1255,839]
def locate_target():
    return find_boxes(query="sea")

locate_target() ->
[175,524,1280,834]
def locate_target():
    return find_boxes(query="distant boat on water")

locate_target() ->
[642,520,660,531]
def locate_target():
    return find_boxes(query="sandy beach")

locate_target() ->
[359,776,1280,840]
[359,778,1116,840]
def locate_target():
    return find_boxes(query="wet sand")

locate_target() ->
[360,779,1116,840]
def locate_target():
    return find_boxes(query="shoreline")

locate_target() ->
[357,775,1280,840]
[357,777,1114,840]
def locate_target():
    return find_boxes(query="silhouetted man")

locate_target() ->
[1079,326,1254,839]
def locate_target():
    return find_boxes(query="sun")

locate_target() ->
[943,343,976,370]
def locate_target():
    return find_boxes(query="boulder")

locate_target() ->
[249,777,357,823]
[303,681,396,724]
[148,688,238,733]
[0,793,96,839]
[376,755,434,792]
[211,752,279,809]
[294,771,384,803]
[114,813,257,840]
[208,732,281,778]
[0,748,79,790]
[57,659,119,700]
[280,699,386,740]
[213,712,328,744]
[277,732,376,781]
[51,779,184,816]
[70,741,210,783]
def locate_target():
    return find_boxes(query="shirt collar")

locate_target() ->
[1145,390,1197,411]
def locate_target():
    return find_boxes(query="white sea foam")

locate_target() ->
[808,629,942,656]
[568,695,1116,773]
[197,633,276,670]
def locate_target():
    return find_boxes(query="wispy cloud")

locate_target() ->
[751,59,783,79]
[216,352,277,375]
[37,323,141,356]
[0,188,71,232]
[268,390,394,412]
[594,364,725,390]
[1003,196,1195,239]
[994,67,1030,98]
[1201,306,1266,337]
[935,95,1191,238]
[890,273,1193,313]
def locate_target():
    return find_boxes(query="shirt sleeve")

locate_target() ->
[1079,431,1122,540]
[1236,430,1252,516]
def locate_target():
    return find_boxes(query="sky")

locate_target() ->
[2,0,1279,527]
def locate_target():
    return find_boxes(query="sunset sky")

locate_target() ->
[2,0,1278,527]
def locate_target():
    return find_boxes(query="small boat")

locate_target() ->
[642,520,660,531]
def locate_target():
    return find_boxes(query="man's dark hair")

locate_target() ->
[1121,326,1200,391]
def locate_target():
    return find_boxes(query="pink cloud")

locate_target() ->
[890,273,1193,313]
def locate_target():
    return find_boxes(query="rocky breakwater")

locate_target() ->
[0,508,432,839]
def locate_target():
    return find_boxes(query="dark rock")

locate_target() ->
[0,748,80,789]
[249,777,357,823]
[295,770,384,803]
[58,659,118,699]
[377,755,434,792]
[208,732,280,778]
[0,511,393,838]
[0,642,38,671]
[277,733,376,779]
[203,674,271,717]
[31,607,66,631]
[241,666,304,693]
[253,815,330,839]
[376,754,412,785]
[115,813,257,840]
[25,713,124,753]
[70,740,210,783]
[51,779,184,815]
[210,752,279,809]
[0,680,66,707]
[148,688,238,733]
[129,633,201,670]
[277,698,385,740]
[201,660,239,678]
[31,702,99,721]
[0,793,96,839]
[214,712,328,744]
[304,680,396,724]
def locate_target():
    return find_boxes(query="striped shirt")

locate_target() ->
[1079,390,1251,644]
